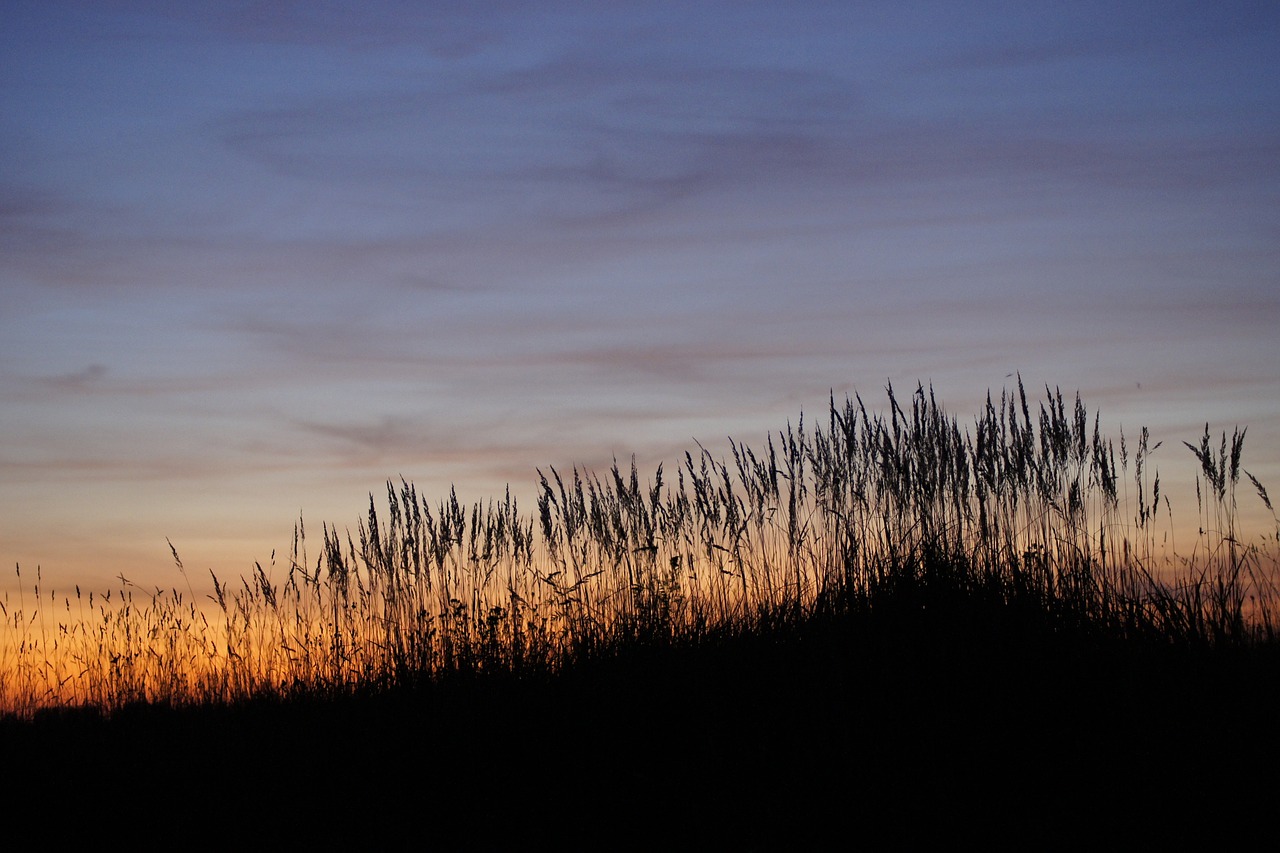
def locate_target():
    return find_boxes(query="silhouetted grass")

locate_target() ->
[2,379,1277,842]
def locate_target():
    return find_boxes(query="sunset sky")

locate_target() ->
[3,1,1278,595]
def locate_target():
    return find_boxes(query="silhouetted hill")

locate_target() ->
[7,580,1277,847]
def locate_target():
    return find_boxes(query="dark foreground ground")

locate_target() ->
[5,590,1278,848]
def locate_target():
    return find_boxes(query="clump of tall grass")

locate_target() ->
[2,379,1276,718]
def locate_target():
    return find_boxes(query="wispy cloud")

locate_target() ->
[43,363,108,391]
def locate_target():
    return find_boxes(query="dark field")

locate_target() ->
[4,382,1278,846]
[8,581,1278,846]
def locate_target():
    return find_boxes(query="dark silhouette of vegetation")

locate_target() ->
[3,379,1277,842]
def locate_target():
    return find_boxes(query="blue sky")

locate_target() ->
[3,1,1278,591]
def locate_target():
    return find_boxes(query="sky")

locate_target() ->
[3,1,1278,596]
